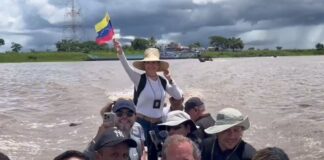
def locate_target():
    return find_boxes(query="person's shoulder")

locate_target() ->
[241,140,257,159]
[131,122,144,137]
[196,113,215,128]
[132,122,144,132]
[242,140,256,151]
[201,136,216,159]
[133,122,142,128]
[202,135,216,145]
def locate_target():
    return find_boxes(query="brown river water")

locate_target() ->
[0,56,323,160]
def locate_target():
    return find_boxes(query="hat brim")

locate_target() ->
[158,120,197,132]
[112,105,136,113]
[97,138,137,150]
[205,116,250,134]
[133,60,169,72]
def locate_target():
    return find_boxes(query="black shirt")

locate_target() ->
[201,137,256,160]
[195,113,215,139]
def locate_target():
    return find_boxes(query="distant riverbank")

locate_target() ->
[202,49,324,58]
[0,49,323,63]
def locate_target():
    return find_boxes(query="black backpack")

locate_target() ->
[133,74,167,105]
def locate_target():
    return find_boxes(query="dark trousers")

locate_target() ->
[137,118,160,160]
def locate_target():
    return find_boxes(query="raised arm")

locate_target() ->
[113,39,140,85]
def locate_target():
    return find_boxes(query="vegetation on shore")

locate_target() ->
[0,52,89,63]
[201,49,324,58]
[0,50,145,63]
[0,36,324,63]
[0,49,323,63]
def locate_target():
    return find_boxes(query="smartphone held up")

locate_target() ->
[103,112,116,127]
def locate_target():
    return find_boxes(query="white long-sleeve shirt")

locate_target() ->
[118,53,182,118]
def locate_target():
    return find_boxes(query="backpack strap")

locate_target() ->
[158,76,167,90]
[133,74,146,105]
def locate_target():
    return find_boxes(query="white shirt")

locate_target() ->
[118,53,182,118]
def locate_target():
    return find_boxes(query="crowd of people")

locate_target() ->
[1,40,289,160]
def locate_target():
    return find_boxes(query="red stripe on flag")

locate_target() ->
[96,28,115,45]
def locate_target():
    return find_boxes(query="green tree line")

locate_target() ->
[209,36,244,51]
[1,36,324,53]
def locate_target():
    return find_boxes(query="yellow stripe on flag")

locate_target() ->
[95,13,111,32]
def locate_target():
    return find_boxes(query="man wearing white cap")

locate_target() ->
[158,110,201,150]
[158,110,198,137]
[201,108,256,160]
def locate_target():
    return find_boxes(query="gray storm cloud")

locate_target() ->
[1,0,324,51]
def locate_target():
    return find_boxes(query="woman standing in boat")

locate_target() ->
[113,39,182,160]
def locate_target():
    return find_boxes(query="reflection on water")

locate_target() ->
[0,56,324,160]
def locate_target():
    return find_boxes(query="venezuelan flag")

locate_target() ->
[95,13,115,45]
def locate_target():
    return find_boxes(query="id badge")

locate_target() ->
[153,99,161,109]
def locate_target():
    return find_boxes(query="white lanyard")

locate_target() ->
[147,77,163,100]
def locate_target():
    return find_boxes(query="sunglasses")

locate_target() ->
[166,124,183,131]
[115,111,134,117]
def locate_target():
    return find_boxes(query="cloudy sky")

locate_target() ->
[1,0,324,52]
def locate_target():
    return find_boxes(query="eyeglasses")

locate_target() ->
[166,124,183,131]
[115,111,134,117]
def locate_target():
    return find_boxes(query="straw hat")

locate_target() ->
[205,108,250,134]
[133,48,169,71]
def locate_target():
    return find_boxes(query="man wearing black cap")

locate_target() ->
[184,97,215,139]
[112,98,146,160]
[94,128,137,160]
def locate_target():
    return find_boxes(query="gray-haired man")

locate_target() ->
[184,97,215,139]
[162,135,200,160]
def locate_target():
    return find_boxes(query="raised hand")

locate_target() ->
[113,39,123,55]
[93,123,113,142]
[163,69,172,81]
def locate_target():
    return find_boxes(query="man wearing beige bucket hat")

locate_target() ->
[114,39,182,160]
[201,108,256,160]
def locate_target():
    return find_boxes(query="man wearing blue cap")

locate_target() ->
[85,98,145,160]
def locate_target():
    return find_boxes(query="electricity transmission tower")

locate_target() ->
[62,0,83,41]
